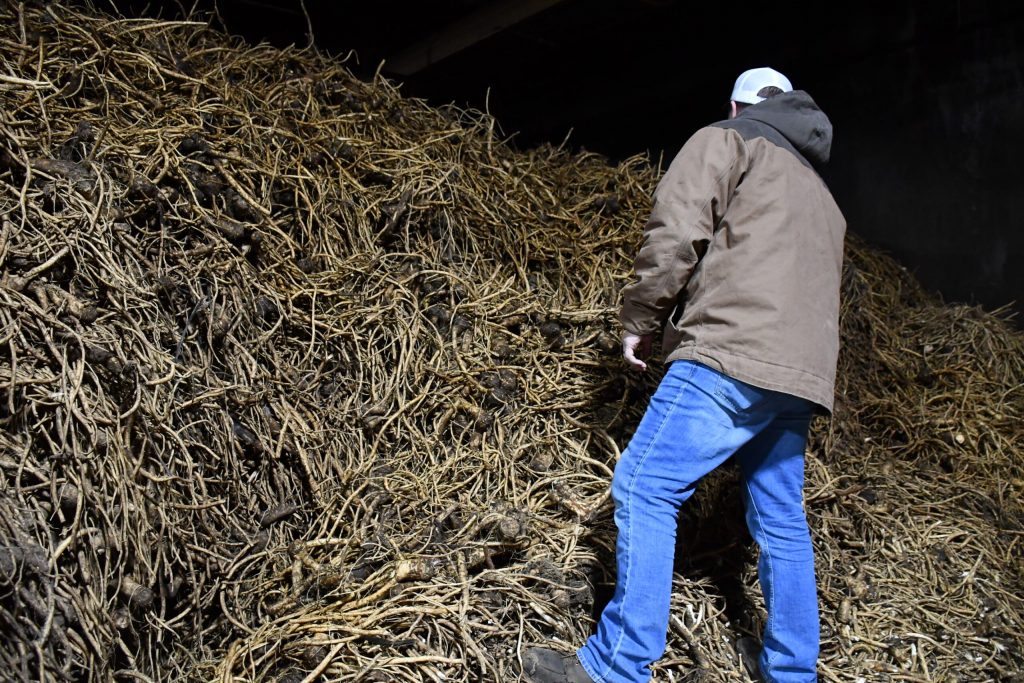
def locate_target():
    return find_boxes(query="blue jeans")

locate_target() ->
[577,361,819,683]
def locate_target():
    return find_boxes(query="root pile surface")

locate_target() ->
[1,4,1021,681]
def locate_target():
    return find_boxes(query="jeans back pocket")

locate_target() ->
[713,371,767,414]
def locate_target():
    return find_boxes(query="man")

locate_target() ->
[523,67,846,683]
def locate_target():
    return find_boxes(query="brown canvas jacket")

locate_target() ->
[620,91,846,411]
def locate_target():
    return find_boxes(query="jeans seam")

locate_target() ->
[746,478,780,673]
[576,652,606,683]
[599,362,692,682]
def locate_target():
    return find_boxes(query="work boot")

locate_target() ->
[522,647,595,683]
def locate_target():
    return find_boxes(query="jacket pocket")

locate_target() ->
[669,302,685,327]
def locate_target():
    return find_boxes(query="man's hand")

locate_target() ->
[622,332,654,372]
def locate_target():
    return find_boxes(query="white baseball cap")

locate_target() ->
[730,67,793,104]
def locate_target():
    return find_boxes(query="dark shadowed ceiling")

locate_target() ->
[107,0,1024,321]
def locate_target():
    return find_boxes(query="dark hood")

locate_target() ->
[738,90,833,166]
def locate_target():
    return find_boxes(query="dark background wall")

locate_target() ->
[823,5,1024,316]
[110,0,1024,323]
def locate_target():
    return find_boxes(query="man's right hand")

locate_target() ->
[622,332,653,372]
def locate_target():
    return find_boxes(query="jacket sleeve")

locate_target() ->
[620,126,747,335]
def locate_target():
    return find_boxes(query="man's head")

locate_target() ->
[728,67,792,118]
